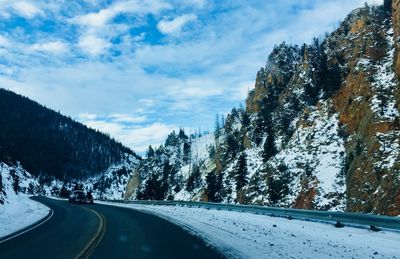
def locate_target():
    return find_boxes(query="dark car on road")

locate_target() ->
[69,190,93,203]
[86,191,94,204]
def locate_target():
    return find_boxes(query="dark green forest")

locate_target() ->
[0,89,139,181]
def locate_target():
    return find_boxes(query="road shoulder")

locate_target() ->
[0,196,50,240]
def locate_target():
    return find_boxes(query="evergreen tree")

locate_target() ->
[384,0,392,13]
[267,163,290,205]
[183,142,191,164]
[263,126,277,162]
[205,171,223,202]
[253,93,276,145]
[234,153,248,191]
[142,174,165,200]
[178,128,188,140]
[11,170,20,194]
[247,170,266,202]
[186,164,201,192]
[215,114,221,138]
[205,171,217,201]
[59,185,70,198]
[165,131,179,147]
[241,110,251,129]
[226,132,240,159]
[146,145,155,158]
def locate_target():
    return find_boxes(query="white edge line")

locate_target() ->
[0,209,54,244]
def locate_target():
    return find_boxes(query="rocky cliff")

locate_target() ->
[126,2,399,215]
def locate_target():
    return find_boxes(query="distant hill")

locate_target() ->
[0,88,140,181]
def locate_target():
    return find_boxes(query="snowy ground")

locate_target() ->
[0,162,50,239]
[0,195,50,239]
[99,201,400,259]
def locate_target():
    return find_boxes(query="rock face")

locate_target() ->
[127,2,399,215]
[392,0,400,78]
[328,3,400,215]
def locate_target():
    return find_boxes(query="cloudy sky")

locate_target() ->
[0,0,382,152]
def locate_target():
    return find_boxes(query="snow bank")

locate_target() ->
[0,195,50,239]
[99,202,400,259]
[0,162,50,239]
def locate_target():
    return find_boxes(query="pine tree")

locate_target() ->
[205,171,223,202]
[263,126,277,162]
[384,0,392,13]
[226,132,240,159]
[267,163,290,205]
[59,184,70,198]
[183,142,191,164]
[186,165,201,192]
[178,128,188,140]
[241,110,250,128]
[11,170,20,194]
[232,152,248,204]
[215,114,221,138]
[205,171,217,201]
[165,131,179,147]
[234,153,248,191]
[247,170,267,203]
[147,145,155,158]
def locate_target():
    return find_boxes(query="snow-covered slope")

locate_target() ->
[0,162,49,238]
[43,154,139,200]
[126,131,215,201]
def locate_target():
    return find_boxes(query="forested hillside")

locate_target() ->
[0,89,139,181]
[126,1,400,216]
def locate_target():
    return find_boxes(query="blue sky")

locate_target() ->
[0,0,382,152]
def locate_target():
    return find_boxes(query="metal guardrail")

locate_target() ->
[99,199,400,231]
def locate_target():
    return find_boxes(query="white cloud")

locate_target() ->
[71,0,171,29]
[31,41,68,54]
[77,34,110,56]
[109,114,147,123]
[71,5,118,28]
[78,113,97,120]
[157,14,197,35]
[80,118,177,152]
[11,1,44,19]
[70,0,171,57]
[0,35,9,47]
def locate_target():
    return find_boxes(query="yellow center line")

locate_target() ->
[74,207,107,259]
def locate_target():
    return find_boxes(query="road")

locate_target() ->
[0,197,225,259]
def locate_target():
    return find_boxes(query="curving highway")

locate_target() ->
[0,197,224,259]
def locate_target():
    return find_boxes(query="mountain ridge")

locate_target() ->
[125,1,400,216]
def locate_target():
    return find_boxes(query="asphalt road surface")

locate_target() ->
[0,197,225,259]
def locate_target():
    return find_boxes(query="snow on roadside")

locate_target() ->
[99,201,400,259]
[0,162,50,238]
[0,195,50,238]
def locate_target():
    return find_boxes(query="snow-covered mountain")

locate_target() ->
[0,89,141,202]
[125,130,215,201]
[41,154,139,200]
[126,1,400,216]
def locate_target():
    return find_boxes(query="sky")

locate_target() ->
[0,0,383,153]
